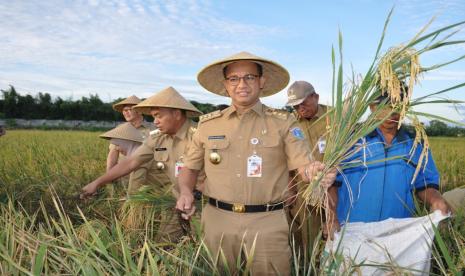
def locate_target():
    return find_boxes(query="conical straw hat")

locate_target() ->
[197,51,290,97]
[112,95,142,112]
[99,122,144,143]
[133,86,203,117]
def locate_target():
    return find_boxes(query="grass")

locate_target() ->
[430,137,465,190]
[1,11,465,275]
[0,130,464,275]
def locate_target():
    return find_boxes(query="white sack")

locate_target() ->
[324,211,449,275]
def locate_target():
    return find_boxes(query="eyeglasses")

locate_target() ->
[224,74,259,86]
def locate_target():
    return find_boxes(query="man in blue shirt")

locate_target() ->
[325,93,450,238]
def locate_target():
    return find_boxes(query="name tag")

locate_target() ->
[175,161,184,177]
[317,138,326,154]
[247,155,262,177]
[208,135,226,140]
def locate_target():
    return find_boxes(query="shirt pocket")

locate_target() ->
[257,135,282,169]
[153,149,169,171]
[204,138,230,169]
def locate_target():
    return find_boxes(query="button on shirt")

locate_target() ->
[184,101,312,205]
[335,127,440,223]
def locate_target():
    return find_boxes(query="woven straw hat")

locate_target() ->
[133,86,202,117]
[197,51,290,97]
[99,122,144,143]
[112,95,142,112]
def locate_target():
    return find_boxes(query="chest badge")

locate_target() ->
[209,151,222,165]
[156,161,165,170]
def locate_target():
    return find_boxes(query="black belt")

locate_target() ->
[208,197,284,213]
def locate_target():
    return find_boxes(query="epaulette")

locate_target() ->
[188,126,197,134]
[264,107,289,120]
[199,110,222,123]
[149,129,162,138]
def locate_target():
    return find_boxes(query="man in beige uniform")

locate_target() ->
[81,87,203,242]
[176,52,336,275]
[286,81,329,260]
[109,95,153,171]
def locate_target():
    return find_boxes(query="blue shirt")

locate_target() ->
[335,127,440,223]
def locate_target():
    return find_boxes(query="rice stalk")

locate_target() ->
[301,11,465,209]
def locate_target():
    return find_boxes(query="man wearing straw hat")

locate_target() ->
[176,52,336,274]
[286,81,329,261]
[98,122,148,194]
[108,95,153,171]
[81,87,204,242]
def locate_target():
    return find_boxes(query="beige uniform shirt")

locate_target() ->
[296,104,328,162]
[133,119,202,196]
[295,104,328,205]
[184,101,312,205]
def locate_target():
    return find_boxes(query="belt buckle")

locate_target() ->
[232,203,245,213]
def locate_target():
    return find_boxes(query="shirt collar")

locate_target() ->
[368,125,410,143]
[175,119,191,140]
[224,100,264,118]
[314,105,326,118]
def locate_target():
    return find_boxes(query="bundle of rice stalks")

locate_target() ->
[119,201,160,241]
[302,10,465,209]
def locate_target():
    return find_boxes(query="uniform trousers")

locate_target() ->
[202,204,291,275]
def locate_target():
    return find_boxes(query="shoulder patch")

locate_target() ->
[199,110,223,123]
[290,127,305,140]
[264,107,289,120]
[189,126,197,134]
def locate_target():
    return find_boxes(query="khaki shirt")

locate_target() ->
[133,119,202,196]
[184,101,312,205]
[295,104,328,162]
[295,104,328,205]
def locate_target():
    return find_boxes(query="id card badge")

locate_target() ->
[317,138,326,154]
[247,155,262,177]
[175,161,184,178]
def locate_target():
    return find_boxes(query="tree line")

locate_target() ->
[1,85,464,136]
[0,85,220,121]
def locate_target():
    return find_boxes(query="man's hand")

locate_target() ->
[300,161,337,188]
[417,188,451,215]
[430,197,451,215]
[80,181,100,200]
[176,192,196,220]
[321,167,337,189]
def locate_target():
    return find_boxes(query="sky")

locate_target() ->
[1,0,464,122]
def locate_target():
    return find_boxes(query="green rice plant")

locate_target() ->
[429,137,465,190]
[302,9,465,210]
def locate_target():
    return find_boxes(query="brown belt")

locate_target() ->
[208,197,284,213]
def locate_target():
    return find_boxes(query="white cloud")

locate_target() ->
[0,0,281,101]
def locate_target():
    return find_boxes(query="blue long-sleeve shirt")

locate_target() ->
[335,127,440,223]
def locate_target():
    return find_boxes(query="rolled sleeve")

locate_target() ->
[183,128,204,171]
